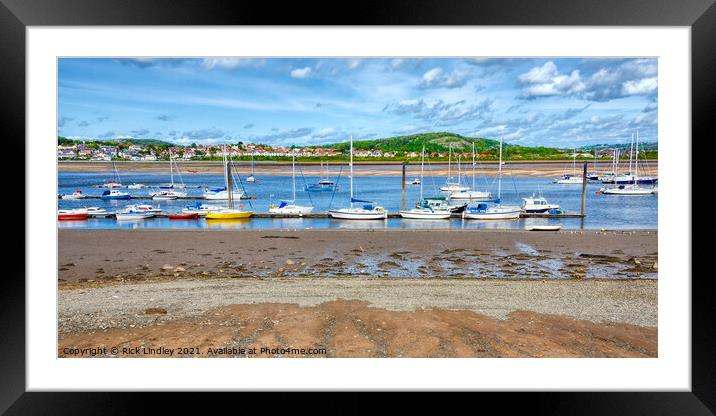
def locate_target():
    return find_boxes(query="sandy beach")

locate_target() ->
[58,229,658,358]
[58,160,659,178]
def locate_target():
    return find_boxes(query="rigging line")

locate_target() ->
[327,165,344,211]
[297,163,314,206]
[229,158,253,209]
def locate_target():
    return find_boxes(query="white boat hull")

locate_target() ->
[601,187,656,195]
[463,206,521,220]
[269,205,314,215]
[328,209,387,220]
[204,190,243,200]
[399,210,451,219]
[448,191,492,201]
[116,213,154,220]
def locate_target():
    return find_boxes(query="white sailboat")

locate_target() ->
[269,155,314,215]
[440,144,470,192]
[205,145,253,219]
[328,136,387,220]
[463,136,521,220]
[448,142,493,201]
[555,149,584,184]
[100,160,124,188]
[156,151,187,197]
[600,130,657,195]
[400,145,452,219]
[246,155,256,182]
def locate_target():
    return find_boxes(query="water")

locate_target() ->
[57,169,657,230]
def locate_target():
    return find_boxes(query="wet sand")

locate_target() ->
[59,229,658,283]
[59,160,659,178]
[58,229,658,358]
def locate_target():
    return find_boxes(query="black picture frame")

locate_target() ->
[1,0,709,413]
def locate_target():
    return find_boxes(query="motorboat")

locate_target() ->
[462,202,522,220]
[133,204,163,213]
[127,183,147,189]
[152,190,186,200]
[448,190,492,201]
[554,174,583,184]
[328,136,387,220]
[61,190,86,199]
[203,187,243,200]
[420,197,467,213]
[408,178,421,185]
[600,184,657,195]
[100,189,131,200]
[182,203,223,216]
[521,195,561,213]
[115,209,154,221]
[399,206,451,219]
[77,206,112,218]
[58,209,89,221]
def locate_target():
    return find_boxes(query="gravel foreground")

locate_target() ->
[58,278,657,358]
[58,229,658,358]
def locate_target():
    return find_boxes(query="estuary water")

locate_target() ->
[57,169,657,230]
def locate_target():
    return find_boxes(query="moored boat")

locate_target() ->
[61,190,86,200]
[100,189,131,200]
[58,209,89,221]
[463,136,521,220]
[205,144,253,220]
[328,136,388,220]
[168,212,199,220]
[521,195,561,213]
[399,145,451,220]
[268,156,314,216]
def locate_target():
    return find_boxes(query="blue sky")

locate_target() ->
[58,57,657,147]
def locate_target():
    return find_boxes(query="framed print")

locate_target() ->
[1,0,711,413]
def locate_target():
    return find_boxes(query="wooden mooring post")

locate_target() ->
[401,162,407,210]
[581,161,587,228]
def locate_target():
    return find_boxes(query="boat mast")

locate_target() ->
[420,144,425,201]
[349,135,353,207]
[169,150,174,187]
[447,144,452,182]
[498,136,503,202]
[471,142,476,191]
[628,133,634,175]
[292,155,296,202]
[634,129,640,185]
[224,144,233,209]
[572,148,576,176]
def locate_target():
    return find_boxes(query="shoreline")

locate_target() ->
[58,160,659,178]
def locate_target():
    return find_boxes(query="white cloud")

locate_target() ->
[419,67,469,89]
[622,77,657,96]
[200,58,264,70]
[290,67,312,79]
[347,59,363,69]
[314,127,337,138]
[519,61,585,98]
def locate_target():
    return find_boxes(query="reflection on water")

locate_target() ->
[58,170,657,230]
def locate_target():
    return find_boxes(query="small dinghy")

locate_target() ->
[168,212,199,220]
[529,225,561,231]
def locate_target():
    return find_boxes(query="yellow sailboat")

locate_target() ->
[205,144,253,220]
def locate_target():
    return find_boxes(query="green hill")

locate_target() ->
[58,136,174,147]
[324,132,565,158]
[325,132,500,153]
